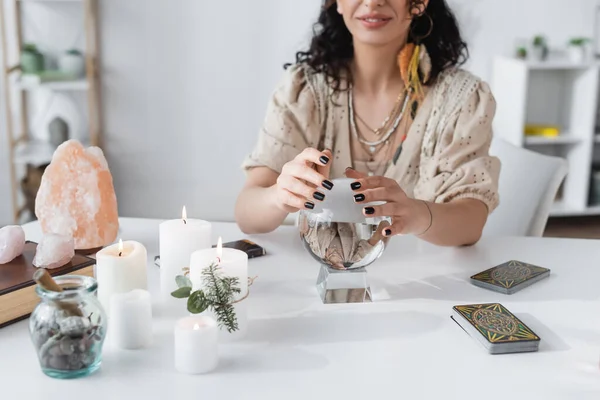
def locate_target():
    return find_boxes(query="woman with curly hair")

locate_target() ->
[235,0,501,247]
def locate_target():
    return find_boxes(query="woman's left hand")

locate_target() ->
[345,168,432,237]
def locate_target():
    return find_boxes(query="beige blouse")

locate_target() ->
[242,64,501,214]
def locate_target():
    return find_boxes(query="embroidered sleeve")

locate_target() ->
[241,64,321,174]
[414,81,501,214]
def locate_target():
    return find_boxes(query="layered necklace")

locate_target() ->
[349,87,411,175]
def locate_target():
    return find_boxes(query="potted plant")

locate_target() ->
[20,43,45,74]
[567,37,591,63]
[531,35,548,61]
[58,49,86,78]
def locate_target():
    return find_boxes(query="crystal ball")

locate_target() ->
[298,178,391,270]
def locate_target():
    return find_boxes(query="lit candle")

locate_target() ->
[109,289,153,350]
[189,237,249,341]
[96,239,148,316]
[189,237,248,300]
[174,316,218,374]
[159,206,211,299]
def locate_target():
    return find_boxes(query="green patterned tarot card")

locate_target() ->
[470,260,550,294]
[452,303,540,345]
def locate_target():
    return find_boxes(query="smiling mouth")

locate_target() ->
[360,17,391,22]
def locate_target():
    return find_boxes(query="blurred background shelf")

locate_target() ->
[551,200,600,217]
[492,56,600,218]
[0,0,101,223]
[13,76,89,91]
[524,133,582,145]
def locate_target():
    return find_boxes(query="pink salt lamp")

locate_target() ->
[0,225,26,264]
[35,140,119,250]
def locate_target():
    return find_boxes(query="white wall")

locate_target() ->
[0,0,599,224]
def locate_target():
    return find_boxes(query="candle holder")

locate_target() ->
[298,178,391,304]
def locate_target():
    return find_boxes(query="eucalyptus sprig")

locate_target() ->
[171,262,241,333]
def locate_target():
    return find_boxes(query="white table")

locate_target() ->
[2,218,600,399]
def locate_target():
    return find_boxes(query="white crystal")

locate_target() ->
[33,233,75,269]
[0,225,26,264]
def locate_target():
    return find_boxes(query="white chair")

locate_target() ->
[482,138,568,237]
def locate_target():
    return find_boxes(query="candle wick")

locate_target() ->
[183,219,187,225]
[118,251,122,257]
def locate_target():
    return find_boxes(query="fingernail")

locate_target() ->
[354,194,365,203]
[351,182,361,190]
[322,180,334,190]
[384,229,392,236]
[345,166,354,171]
[313,192,325,201]
[319,155,330,165]
[364,207,375,215]
[305,201,315,210]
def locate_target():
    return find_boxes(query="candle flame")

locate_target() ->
[216,237,223,261]
[193,323,200,331]
[118,238,123,257]
[182,206,187,224]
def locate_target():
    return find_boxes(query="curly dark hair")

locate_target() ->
[286,0,468,91]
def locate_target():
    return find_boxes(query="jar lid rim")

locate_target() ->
[35,275,98,299]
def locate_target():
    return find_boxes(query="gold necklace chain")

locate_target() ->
[353,91,405,136]
[355,91,404,136]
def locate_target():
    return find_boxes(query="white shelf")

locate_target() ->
[13,140,57,166]
[15,78,88,91]
[551,200,600,217]
[498,57,600,71]
[524,134,581,145]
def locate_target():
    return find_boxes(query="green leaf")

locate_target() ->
[171,287,192,299]
[175,275,192,289]
[187,290,209,314]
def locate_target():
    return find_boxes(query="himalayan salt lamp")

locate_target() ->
[0,225,26,264]
[33,233,75,269]
[35,140,119,250]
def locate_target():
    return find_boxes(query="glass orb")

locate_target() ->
[298,178,391,271]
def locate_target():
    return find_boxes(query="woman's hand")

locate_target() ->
[274,148,334,213]
[345,168,432,237]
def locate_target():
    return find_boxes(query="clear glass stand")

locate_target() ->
[316,264,372,304]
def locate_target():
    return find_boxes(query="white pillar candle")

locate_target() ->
[109,289,153,349]
[189,237,248,301]
[96,239,148,316]
[174,316,218,374]
[159,206,211,300]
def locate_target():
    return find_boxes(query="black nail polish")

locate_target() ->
[322,180,334,190]
[305,201,315,210]
[354,194,365,203]
[351,182,361,190]
[364,207,375,215]
[384,229,392,236]
[319,156,330,165]
[313,192,325,201]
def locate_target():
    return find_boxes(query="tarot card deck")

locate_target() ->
[451,303,541,354]
[470,260,550,295]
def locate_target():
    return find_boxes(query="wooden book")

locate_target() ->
[0,241,96,328]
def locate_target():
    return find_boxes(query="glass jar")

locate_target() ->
[29,275,107,379]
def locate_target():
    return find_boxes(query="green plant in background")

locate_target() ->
[171,262,241,333]
[23,43,39,53]
[20,42,44,73]
[516,46,527,59]
[66,49,83,56]
[569,37,591,47]
[533,35,547,47]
